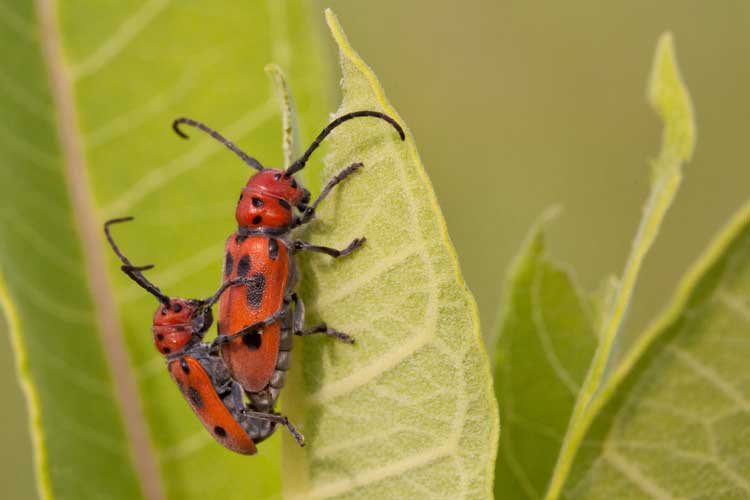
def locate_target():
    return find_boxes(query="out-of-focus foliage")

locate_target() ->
[494,31,750,499]
[0,1,326,498]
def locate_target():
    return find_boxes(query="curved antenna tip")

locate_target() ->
[172,119,190,139]
[104,216,135,227]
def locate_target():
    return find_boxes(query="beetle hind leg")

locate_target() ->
[291,293,355,344]
[242,410,305,447]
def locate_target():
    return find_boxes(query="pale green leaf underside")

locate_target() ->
[280,10,499,500]
[544,33,696,499]
[564,203,750,499]
[2,1,328,499]
[493,214,597,500]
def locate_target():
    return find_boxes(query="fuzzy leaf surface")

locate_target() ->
[280,10,499,500]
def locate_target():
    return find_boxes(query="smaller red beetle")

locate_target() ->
[104,217,303,454]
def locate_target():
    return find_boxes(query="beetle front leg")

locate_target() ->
[292,237,365,258]
[291,293,354,344]
[209,302,290,352]
[294,162,364,227]
[202,276,258,309]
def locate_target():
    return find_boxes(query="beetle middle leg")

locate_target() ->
[291,293,354,344]
[292,237,365,258]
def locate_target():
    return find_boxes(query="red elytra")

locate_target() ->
[220,233,289,393]
[104,218,304,454]
[172,111,405,413]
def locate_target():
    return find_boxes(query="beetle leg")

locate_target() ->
[209,302,290,351]
[292,237,365,258]
[242,410,305,446]
[294,162,363,226]
[226,381,246,413]
[202,276,256,309]
[291,293,354,344]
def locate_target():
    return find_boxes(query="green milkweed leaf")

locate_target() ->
[0,1,327,499]
[544,32,695,499]
[564,203,750,498]
[280,10,499,500]
[491,32,749,500]
[493,211,597,499]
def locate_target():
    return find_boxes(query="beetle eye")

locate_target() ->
[172,303,183,313]
[273,173,281,180]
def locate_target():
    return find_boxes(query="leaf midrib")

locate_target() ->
[35,1,162,498]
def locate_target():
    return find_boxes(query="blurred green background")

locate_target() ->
[2,1,748,497]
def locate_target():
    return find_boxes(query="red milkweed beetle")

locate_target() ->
[104,217,305,454]
[172,111,405,412]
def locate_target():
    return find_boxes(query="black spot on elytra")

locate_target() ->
[237,255,251,277]
[242,330,262,350]
[188,387,203,408]
[175,325,186,332]
[180,358,190,374]
[162,347,171,354]
[278,199,291,210]
[252,197,264,207]
[235,233,248,244]
[156,333,164,341]
[224,251,233,277]
[268,238,279,260]
[291,179,298,188]
[252,215,262,225]
[214,426,226,437]
[246,273,266,309]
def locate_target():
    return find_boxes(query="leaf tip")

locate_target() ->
[263,62,280,75]
[647,31,696,164]
[324,9,348,49]
[518,206,562,265]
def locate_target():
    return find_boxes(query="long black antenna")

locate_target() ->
[103,217,171,305]
[285,111,405,176]
[172,117,265,172]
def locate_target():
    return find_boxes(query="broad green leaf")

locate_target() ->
[0,1,141,498]
[281,10,499,500]
[493,212,597,500]
[0,1,327,498]
[544,33,696,499]
[563,202,750,498]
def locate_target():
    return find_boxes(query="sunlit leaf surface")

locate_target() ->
[281,10,499,500]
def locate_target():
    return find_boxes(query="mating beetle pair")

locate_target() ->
[106,111,404,454]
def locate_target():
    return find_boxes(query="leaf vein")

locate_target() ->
[72,0,171,79]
